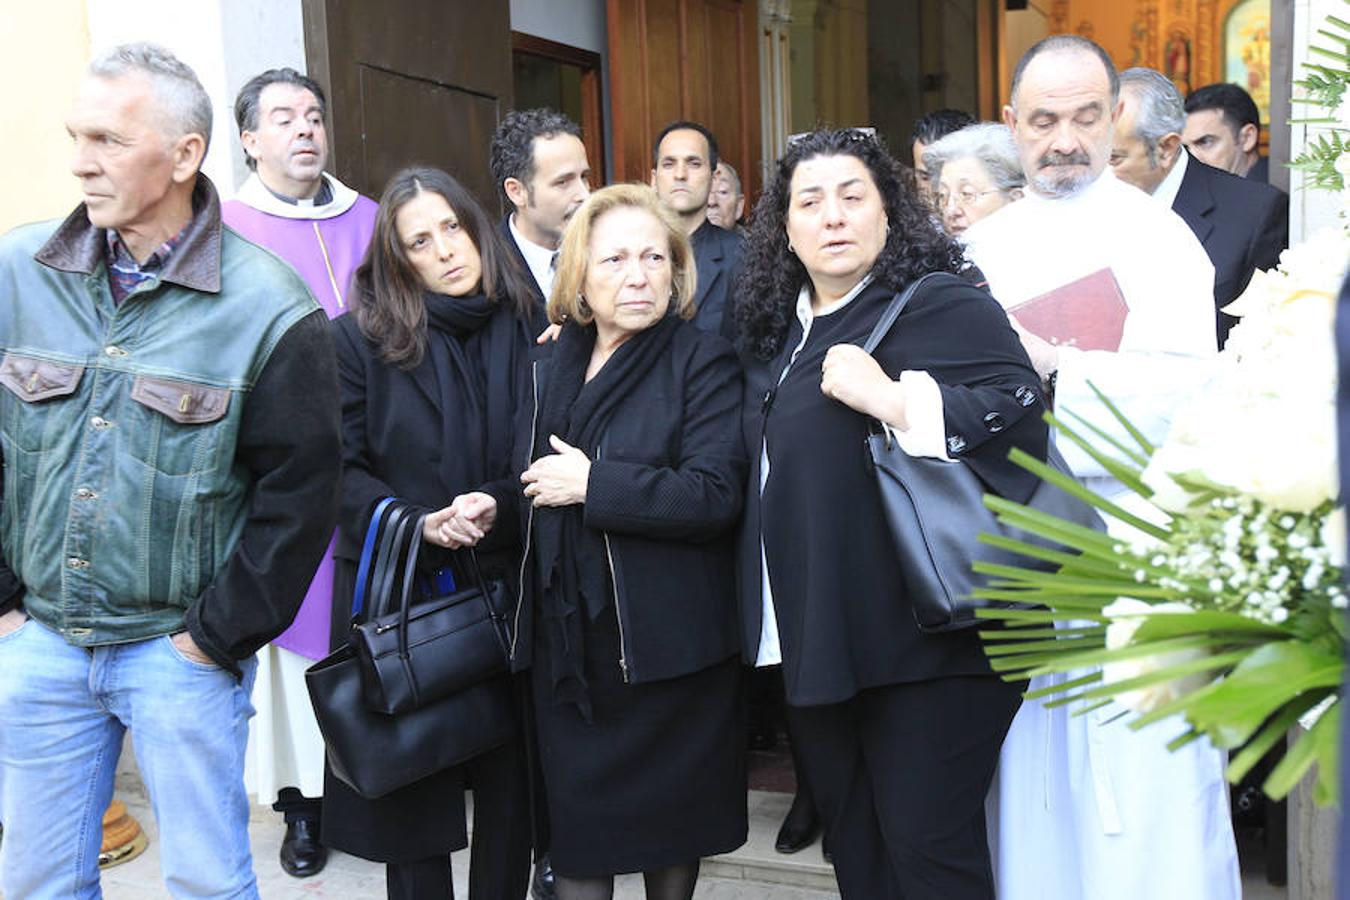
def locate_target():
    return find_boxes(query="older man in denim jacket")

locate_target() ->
[0,43,340,899]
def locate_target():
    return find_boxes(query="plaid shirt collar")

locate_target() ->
[104,225,189,303]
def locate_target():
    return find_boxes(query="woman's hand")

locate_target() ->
[821,344,908,428]
[520,435,591,507]
[423,492,499,548]
[536,323,563,344]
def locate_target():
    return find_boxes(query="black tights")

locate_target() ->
[554,861,700,900]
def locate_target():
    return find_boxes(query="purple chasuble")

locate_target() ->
[223,173,377,659]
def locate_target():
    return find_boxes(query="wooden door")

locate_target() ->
[607,0,762,200]
[302,0,512,211]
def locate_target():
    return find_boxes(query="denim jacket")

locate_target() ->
[0,176,341,667]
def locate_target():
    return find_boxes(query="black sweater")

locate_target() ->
[739,275,1048,706]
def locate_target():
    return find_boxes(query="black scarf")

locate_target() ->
[532,315,681,717]
[423,291,527,501]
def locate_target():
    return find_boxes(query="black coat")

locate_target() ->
[322,304,534,863]
[1172,155,1288,345]
[690,219,745,339]
[737,275,1048,706]
[508,321,748,684]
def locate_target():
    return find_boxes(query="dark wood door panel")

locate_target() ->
[607,0,761,197]
[304,0,512,207]
[356,65,501,206]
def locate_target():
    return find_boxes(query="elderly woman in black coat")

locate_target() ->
[451,183,748,900]
[322,166,540,900]
[732,129,1048,899]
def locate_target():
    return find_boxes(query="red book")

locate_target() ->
[1008,267,1128,352]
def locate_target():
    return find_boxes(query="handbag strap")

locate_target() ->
[394,521,506,660]
[351,497,399,620]
[368,506,415,621]
[860,272,947,355]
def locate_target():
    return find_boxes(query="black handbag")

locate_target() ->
[862,274,1104,633]
[306,499,517,799]
[354,519,511,715]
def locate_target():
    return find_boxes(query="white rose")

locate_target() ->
[1101,598,1213,714]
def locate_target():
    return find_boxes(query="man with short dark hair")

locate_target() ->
[1114,68,1287,346]
[489,108,591,314]
[0,43,340,898]
[1183,82,1269,181]
[962,34,1240,900]
[221,65,378,880]
[651,120,743,336]
[910,108,976,201]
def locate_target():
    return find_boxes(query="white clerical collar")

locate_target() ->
[508,213,558,298]
[232,171,360,220]
[1151,147,1189,210]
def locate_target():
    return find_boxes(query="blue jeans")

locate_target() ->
[0,617,259,899]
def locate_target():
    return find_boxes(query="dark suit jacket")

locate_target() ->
[1171,155,1288,345]
[689,219,745,339]
[499,214,546,311]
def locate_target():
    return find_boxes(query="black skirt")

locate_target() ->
[531,602,748,877]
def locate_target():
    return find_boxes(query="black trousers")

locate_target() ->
[786,676,1022,900]
[384,737,533,900]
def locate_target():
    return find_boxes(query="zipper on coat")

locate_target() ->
[602,531,630,683]
[509,360,541,663]
[593,438,631,683]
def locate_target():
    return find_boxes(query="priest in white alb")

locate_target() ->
[960,35,1241,900]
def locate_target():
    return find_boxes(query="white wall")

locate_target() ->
[509,0,607,54]
[509,0,613,181]
[85,0,306,195]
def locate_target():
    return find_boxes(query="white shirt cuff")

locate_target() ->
[882,370,952,461]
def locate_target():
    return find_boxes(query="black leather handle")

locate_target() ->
[368,505,414,622]
[860,272,945,355]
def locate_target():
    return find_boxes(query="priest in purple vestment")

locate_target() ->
[221,67,376,880]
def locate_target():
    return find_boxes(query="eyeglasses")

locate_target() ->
[786,126,878,147]
[936,187,1004,209]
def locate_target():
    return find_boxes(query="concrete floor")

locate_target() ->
[92,789,839,900]
[8,788,1290,899]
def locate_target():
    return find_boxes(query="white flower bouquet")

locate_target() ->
[977,222,1350,806]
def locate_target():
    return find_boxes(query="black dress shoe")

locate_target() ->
[531,854,557,900]
[822,833,832,864]
[774,791,822,854]
[279,816,327,878]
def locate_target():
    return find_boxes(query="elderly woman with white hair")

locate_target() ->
[921,123,1026,237]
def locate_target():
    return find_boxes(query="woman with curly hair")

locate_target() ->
[733,128,1048,898]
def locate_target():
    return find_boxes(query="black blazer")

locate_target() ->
[1172,155,1288,345]
[690,219,745,339]
[499,214,547,312]
[509,322,748,684]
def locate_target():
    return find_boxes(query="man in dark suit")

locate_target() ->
[1114,68,1287,346]
[651,121,744,338]
[489,108,592,315]
[1183,82,1272,184]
